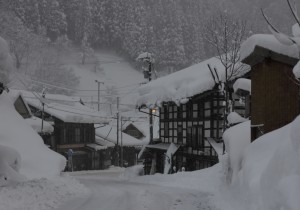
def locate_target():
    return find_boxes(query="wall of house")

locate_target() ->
[158,90,224,171]
[54,120,95,145]
[251,59,300,141]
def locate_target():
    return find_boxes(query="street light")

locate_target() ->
[95,80,104,111]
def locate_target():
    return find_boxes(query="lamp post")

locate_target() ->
[95,80,104,111]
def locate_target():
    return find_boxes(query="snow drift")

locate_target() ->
[0,92,66,179]
[224,116,300,210]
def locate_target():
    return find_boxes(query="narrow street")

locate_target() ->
[56,170,215,210]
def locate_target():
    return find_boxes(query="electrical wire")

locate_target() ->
[18,73,142,92]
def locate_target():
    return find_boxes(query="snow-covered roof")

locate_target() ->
[14,89,108,124]
[25,117,54,133]
[95,136,115,147]
[95,125,149,147]
[137,57,246,107]
[233,78,251,95]
[146,143,171,150]
[86,143,108,151]
[8,90,32,116]
[240,34,299,66]
[123,121,149,138]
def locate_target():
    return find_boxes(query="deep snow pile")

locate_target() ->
[0,175,88,210]
[222,116,300,210]
[0,92,65,179]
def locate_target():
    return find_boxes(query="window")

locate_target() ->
[164,122,169,137]
[177,125,183,144]
[187,126,203,149]
[60,128,67,144]
[75,128,81,143]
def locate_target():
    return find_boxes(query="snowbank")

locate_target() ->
[121,165,144,179]
[226,116,300,210]
[0,93,65,179]
[223,121,251,184]
[126,163,223,194]
[0,175,88,210]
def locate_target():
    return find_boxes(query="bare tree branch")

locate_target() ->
[286,0,300,26]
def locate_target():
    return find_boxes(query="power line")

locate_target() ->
[14,76,114,120]
[18,73,141,92]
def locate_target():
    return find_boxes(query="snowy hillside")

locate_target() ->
[62,50,146,113]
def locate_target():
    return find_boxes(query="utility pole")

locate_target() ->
[116,96,120,166]
[121,116,123,168]
[95,80,104,111]
[41,88,46,132]
[148,61,154,144]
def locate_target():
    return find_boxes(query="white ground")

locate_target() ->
[66,50,145,110]
[57,168,218,210]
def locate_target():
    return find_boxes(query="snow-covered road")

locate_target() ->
[56,170,215,210]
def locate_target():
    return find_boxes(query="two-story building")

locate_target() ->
[137,57,248,174]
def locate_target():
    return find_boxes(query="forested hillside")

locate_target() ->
[1,0,298,72]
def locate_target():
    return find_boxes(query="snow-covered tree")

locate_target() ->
[38,0,66,41]
[202,12,250,129]
[30,47,80,95]
[0,10,45,70]
[262,0,300,78]
[0,36,13,84]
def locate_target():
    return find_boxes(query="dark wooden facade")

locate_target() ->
[148,89,224,173]
[28,104,111,171]
[54,120,95,146]
[242,46,300,141]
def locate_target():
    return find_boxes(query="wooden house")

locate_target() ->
[9,90,55,146]
[241,35,300,141]
[95,124,148,167]
[19,90,109,171]
[137,57,247,174]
